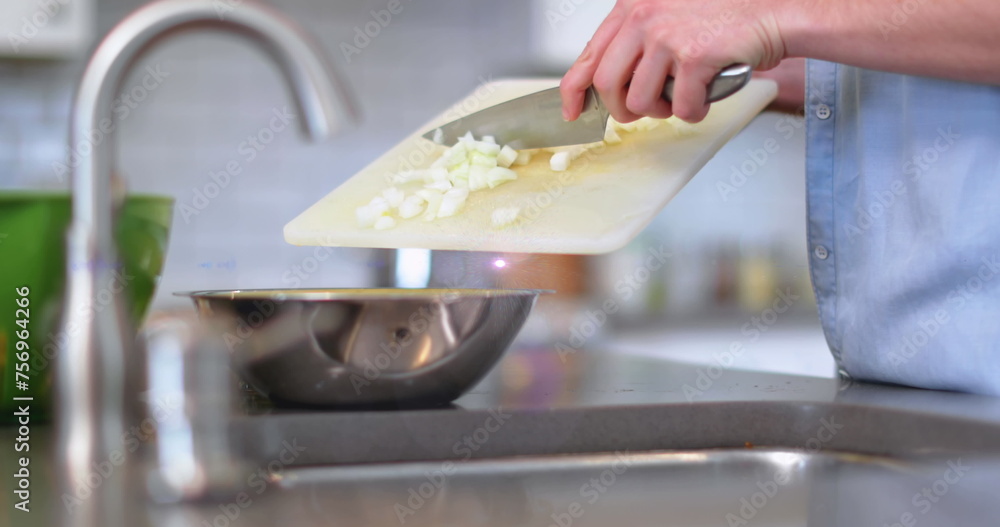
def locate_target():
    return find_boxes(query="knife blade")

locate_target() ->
[423,64,753,149]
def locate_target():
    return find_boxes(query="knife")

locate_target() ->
[422,64,753,150]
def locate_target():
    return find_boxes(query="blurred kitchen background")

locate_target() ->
[0,0,835,378]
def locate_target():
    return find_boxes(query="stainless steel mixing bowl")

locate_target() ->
[177,289,543,407]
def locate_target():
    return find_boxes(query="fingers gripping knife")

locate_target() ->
[423,64,753,149]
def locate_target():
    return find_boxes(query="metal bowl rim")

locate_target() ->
[174,288,552,301]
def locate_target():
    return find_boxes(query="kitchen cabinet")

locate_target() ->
[0,0,93,58]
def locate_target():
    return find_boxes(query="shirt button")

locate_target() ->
[814,245,829,260]
[816,104,832,120]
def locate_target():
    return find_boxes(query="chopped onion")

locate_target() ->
[441,144,468,168]
[470,150,498,167]
[398,195,426,219]
[362,125,640,228]
[635,117,661,131]
[356,195,393,228]
[497,145,518,168]
[374,216,396,230]
[604,126,622,144]
[355,205,379,228]
[424,180,453,192]
[616,119,640,133]
[437,188,469,218]
[468,165,490,191]
[550,151,571,172]
[425,167,450,184]
[567,145,589,160]
[367,196,390,216]
[382,187,405,208]
[671,118,698,137]
[450,163,470,182]
[416,189,444,221]
[491,207,520,227]
[475,141,501,156]
[544,144,588,160]
[486,167,517,188]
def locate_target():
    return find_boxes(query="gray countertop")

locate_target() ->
[234,346,1000,466]
[9,344,1000,527]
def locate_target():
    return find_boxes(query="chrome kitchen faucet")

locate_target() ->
[57,1,357,526]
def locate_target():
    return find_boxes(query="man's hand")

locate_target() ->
[560,0,790,124]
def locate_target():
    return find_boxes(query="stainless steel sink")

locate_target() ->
[153,352,1000,527]
[13,351,1000,526]
[13,405,1000,527]
[143,448,1000,527]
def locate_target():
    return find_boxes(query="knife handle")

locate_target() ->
[662,64,752,104]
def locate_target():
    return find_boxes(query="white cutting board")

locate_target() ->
[285,78,777,254]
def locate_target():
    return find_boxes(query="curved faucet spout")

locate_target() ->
[71,0,357,246]
[58,2,357,526]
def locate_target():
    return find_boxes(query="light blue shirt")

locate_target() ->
[806,60,1000,396]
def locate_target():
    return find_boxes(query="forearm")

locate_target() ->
[783,0,1000,85]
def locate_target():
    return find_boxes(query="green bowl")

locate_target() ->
[0,192,173,423]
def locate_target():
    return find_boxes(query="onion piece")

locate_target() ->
[392,170,427,184]
[355,205,379,228]
[550,151,571,172]
[604,126,622,144]
[449,163,470,180]
[424,168,450,184]
[566,145,589,160]
[491,207,520,227]
[367,196,390,216]
[671,118,698,137]
[636,117,662,131]
[514,151,533,166]
[468,165,490,191]
[617,119,639,133]
[432,128,445,145]
[416,189,444,221]
[451,174,470,189]
[437,188,469,218]
[458,131,476,145]
[497,145,518,168]
[486,167,517,188]
[475,141,501,156]
[398,195,426,219]
[382,187,405,208]
[443,141,469,164]
[424,180,453,192]
[470,150,498,167]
